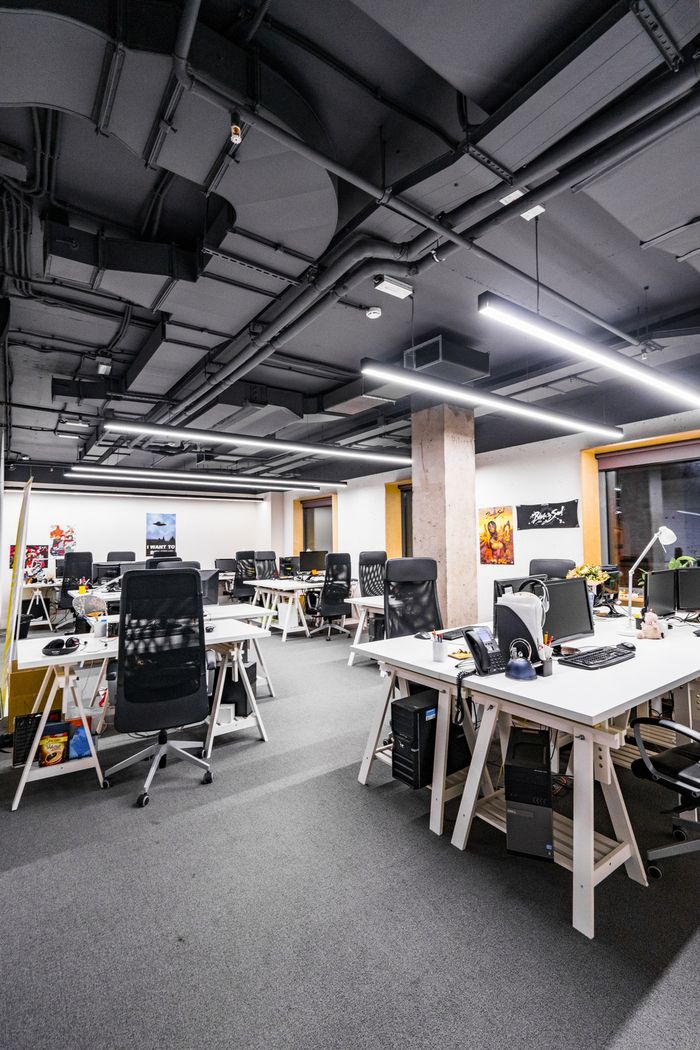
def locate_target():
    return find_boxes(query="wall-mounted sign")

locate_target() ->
[146,512,176,558]
[516,500,579,530]
[479,506,515,565]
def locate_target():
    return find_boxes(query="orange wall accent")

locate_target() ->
[292,499,303,555]
[385,482,404,558]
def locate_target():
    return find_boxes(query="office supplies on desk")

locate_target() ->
[42,636,81,657]
[558,643,636,669]
[432,631,445,661]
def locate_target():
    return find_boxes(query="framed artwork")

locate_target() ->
[479,506,515,565]
[146,512,176,558]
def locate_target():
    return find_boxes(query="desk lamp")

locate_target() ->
[620,525,677,636]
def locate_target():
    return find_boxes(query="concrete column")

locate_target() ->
[411,402,477,625]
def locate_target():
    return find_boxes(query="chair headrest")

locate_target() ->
[385,557,438,583]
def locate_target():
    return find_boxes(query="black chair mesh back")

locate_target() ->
[359,550,387,597]
[254,551,278,578]
[59,551,93,610]
[107,550,135,562]
[384,557,443,638]
[215,559,238,572]
[160,560,200,570]
[115,569,208,734]
[318,554,351,617]
[146,557,183,569]
[528,558,576,579]
[236,551,256,581]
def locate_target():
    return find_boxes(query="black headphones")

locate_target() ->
[42,636,82,657]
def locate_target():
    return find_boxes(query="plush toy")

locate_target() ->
[640,609,662,640]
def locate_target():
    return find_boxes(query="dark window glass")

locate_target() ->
[401,486,413,557]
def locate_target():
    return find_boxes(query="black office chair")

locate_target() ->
[146,557,184,569]
[279,556,300,577]
[359,550,387,596]
[107,550,135,562]
[58,551,93,625]
[384,557,443,638]
[630,718,700,878]
[215,558,239,600]
[311,553,352,640]
[233,551,257,601]
[158,560,200,570]
[103,568,212,807]
[528,558,576,579]
[254,551,278,579]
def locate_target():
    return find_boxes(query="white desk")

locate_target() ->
[11,618,273,808]
[253,577,325,642]
[353,619,700,938]
[345,595,384,666]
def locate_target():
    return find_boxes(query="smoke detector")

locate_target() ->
[366,306,382,320]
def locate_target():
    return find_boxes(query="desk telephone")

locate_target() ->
[463,626,507,676]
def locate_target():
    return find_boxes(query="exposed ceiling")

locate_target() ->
[0,0,699,494]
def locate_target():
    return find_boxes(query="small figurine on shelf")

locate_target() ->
[640,609,662,640]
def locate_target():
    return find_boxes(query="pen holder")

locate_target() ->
[432,638,446,662]
[536,658,553,677]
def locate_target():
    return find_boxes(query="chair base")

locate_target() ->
[647,817,700,867]
[105,729,211,803]
[310,618,350,640]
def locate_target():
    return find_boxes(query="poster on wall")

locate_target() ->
[49,524,76,556]
[516,500,579,530]
[479,506,515,565]
[146,512,176,558]
[9,543,49,580]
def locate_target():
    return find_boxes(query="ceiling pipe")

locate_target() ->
[132,0,697,438]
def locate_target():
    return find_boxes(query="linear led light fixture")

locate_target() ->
[520,203,545,221]
[103,420,412,466]
[374,275,413,299]
[64,470,267,495]
[361,359,623,440]
[498,188,525,206]
[55,432,81,440]
[61,419,91,429]
[70,464,324,492]
[478,292,700,410]
[64,473,262,501]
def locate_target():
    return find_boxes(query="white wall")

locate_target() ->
[277,407,700,618]
[1,487,271,612]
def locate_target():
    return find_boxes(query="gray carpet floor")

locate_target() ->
[0,632,698,1050]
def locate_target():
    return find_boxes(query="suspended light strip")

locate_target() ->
[478,292,700,409]
[361,360,623,439]
[103,420,412,466]
[70,464,323,492]
[64,470,267,496]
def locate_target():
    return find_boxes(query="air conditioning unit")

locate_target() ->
[403,334,489,384]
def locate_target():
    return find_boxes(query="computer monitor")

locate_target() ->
[279,556,300,577]
[121,560,147,575]
[645,568,677,616]
[542,577,594,645]
[492,574,546,626]
[677,567,700,612]
[199,569,220,606]
[299,550,327,573]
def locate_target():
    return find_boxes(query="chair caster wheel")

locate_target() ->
[202,770,213,785]
[136,792,150,808]
[159,755,167,768]
[200,748,207,759]
[648,864,662,880]
[672,827,688,842]
[101,778,111,789]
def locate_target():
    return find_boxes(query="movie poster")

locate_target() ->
[146,512,176,558]
[10,543,49,579]
[49,524,76,556]
[479,506,515,565]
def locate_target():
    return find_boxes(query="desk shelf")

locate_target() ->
[475,789,630,880]
[23,755,99,783]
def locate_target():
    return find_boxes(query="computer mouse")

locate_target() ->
[693,628,700,637]
[415,631,432,640]
[205,624,215,633]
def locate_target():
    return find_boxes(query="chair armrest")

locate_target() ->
[631,717,700,791]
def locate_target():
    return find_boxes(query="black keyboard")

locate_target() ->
[558,643,636,670]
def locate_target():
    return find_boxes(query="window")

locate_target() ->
[400,484,413,557]
[602,457,700,575]
[302,497,333,551]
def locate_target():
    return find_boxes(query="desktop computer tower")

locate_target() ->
[504,727,553,861]
[391,690,470,790]
[219,661,257,718]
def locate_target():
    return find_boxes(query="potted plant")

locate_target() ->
[567,564,610,612]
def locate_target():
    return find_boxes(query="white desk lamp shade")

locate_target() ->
[657,526,677,546]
